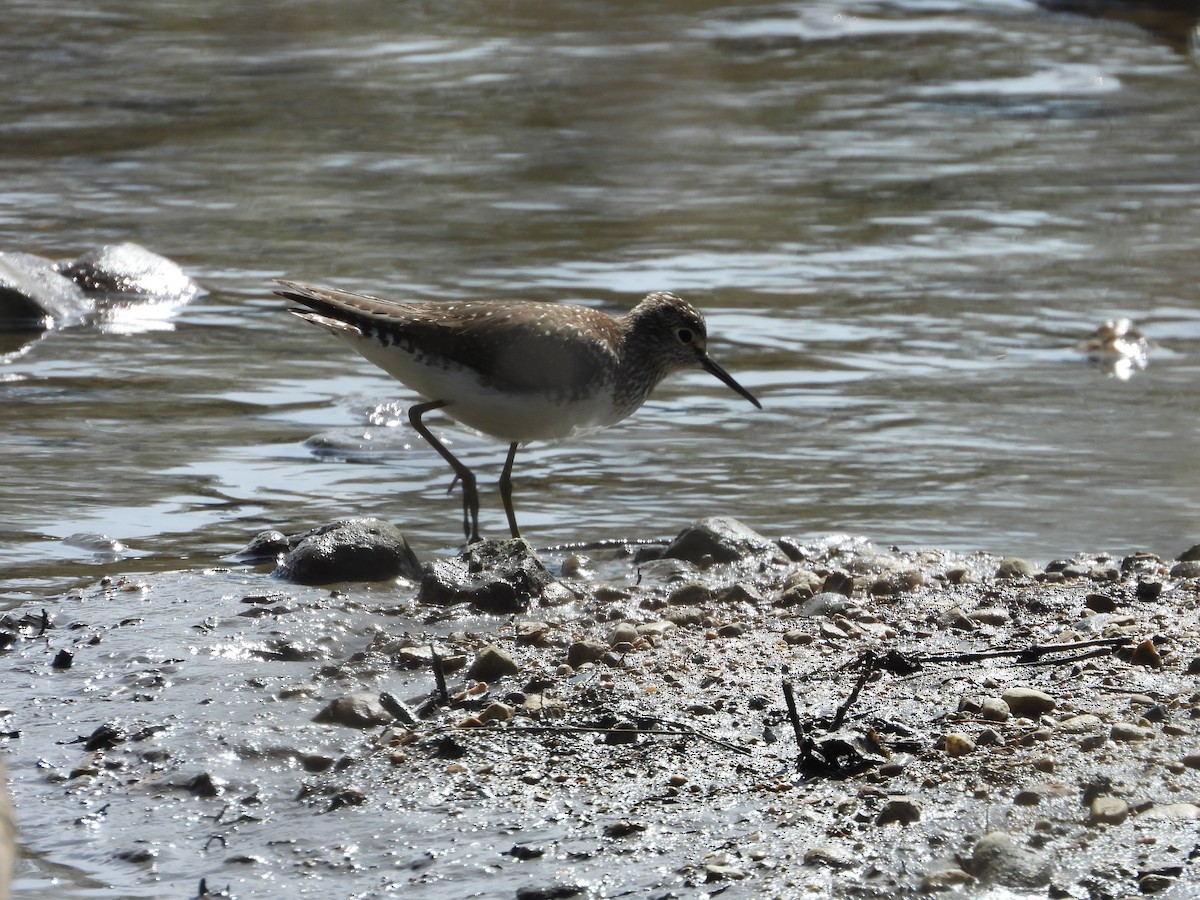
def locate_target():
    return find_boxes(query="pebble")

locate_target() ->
[920,867,975,891]
[566,640,608,669]
[802,846,855,869]
[1001,688,1055,718]
[876,797,921,825]
[312,693,393,729]
[995,557,1037,579]
[1059,713,1103,733]
[467,645,520,682]
[970,831,1052,888]
[1110,722,1152,742]
[981,698,1011,722]
[1088,796,1129,826]
[607,623,639,647]
[969,607,1009,625]
[943,733,976,757]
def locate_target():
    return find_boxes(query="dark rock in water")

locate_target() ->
[418,539,576,613]
[663,517,780,566]
[56,242,197,304]
[0,252,93,329]
[273,518,421,585]
[234,530,291,564]
[0,242,197,344]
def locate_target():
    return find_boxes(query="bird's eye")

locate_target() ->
[676,328,693,344]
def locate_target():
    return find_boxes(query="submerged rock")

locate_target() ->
[0,252,92,329]
[273,518,421,585]
[417,539,576,613]
[662,517,780,566]
[0,242,197,336]
[57,242,197,304]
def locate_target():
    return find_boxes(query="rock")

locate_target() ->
[704,863,747,882]
[1169,560,1200,579]
[981,698,1011,722]
[58,242,198,303]
[313,693,394,729]
[921,867,975,891]
[662,517,779,565]
[1177,543,1200,561]
[968,607,1008,625]
[566,640,608,669]
[418,540,574,613]
[479,702,515,723]
[1088,796,1129,825]
[970,831,1053,888]
[467,645,519,682]
[802,846,855,869]
[876,796,921,825]
[1110,722,1152,742]
[1001,688,1055,718]
[274,518,421,584]
[799,592,855,617]
[1060,714,1104,733]
[1128,639,1162,668]
[0,251,92,329]
[668,582,712,606]
[995,557,1037,579]
[234,530,290,563]
[607,623,639,647]
[944,733,976,757]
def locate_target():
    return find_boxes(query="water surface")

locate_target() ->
[4,0,1200,599]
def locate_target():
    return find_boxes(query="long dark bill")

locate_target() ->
[700,354,762,409]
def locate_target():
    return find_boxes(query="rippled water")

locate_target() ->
[4,2,1200,593]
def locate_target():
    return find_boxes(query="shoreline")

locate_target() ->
[2,517,1199,897]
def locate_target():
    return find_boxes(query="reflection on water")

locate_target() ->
[4,0,1200,608]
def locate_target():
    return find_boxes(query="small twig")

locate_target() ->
[430,643,449,706]
[781,680,805,746]
[479,724,752,756]
[918,636,1130,666]
[830,652,875,731]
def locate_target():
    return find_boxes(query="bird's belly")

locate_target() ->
[350,335,622,442]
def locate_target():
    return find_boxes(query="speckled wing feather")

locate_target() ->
[277,281,621,398]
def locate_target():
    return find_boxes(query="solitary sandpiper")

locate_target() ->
[277,281,761,542]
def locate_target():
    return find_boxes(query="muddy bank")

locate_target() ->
[2,518,1199,898]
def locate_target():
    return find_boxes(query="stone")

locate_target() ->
[607,623,639,647]
[1001,688,1055,718]
[662,517,779,565]
[418,539,575,613]
[0,251,92,327]
[312,693,393,729]
[1110,722,1152,742]
[944,733,976,757]
[995,558,1037,579]
[467,645,519,682]
[876,797,921,825]
[970,831,1052,888]
[274,518,421,585]
[1059,714,1103,733]
[58,242,198,303]
[1088,796,1129,825]
[921,867,975,891]
[566,640,608,669]
[981,698,1011,722]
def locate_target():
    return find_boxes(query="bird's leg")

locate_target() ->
[408,400,481,543]
[498,441,521,539]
